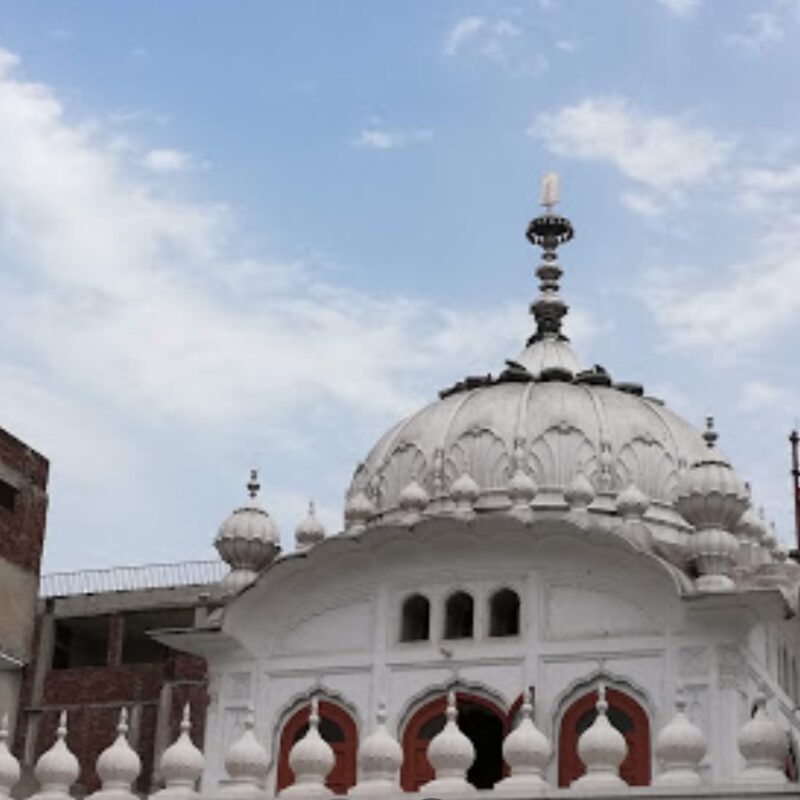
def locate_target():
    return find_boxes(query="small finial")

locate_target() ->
[597,683,608,715]
[117,707,129,736]
[521,688,533,718]
[675,687,687,713]
[703,415,718,448]
[446,691,458,722]
[376,703,387,726]
[57,710,68,738]
[309,696,320,728]
[180,703,191,733]
[540,172,559,211]
[247,469,260,499]
[0,714,8,743]
[244,710,255,731]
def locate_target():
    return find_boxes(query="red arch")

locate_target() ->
[558,687,650,787]
[276,700,357,795]
[400,692,508,791]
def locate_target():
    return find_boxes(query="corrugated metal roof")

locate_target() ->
[40,559,226,597]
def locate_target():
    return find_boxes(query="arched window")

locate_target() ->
[489,588,520,637]
[401,692,507,790]
[400,594,430,642]
[276,700,357,794]
[558,687,650,787]
[444,592,474,639]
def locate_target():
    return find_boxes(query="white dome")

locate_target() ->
[215,470,280,591]
[349,377,713,523]
[345,206,752,553]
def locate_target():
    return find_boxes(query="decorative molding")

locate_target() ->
[529,423,598,489]
[444,427,510,489]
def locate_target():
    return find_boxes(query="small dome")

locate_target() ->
[215,470,280,591]
[34,711,79,796]
[422,693,475,795]
[654,695,706,786]
[451,472,480,506]
[508,468,537,507]
[159,705,204,791]
[498,689,551,790]
[565,470,595,509]
[344,490,375,531]
[738,694,788,785]
[675,420,747,532]
[284,698,335,796]
[96,709,141,792]
[617,483,649,520]
[223,713,269,789]
[398,479,429,514]
[572,685,627,790]
[515,337,582,378]
[351,705,403,795]
[295,502,326,551]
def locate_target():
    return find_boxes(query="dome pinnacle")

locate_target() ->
[526,172,574,344]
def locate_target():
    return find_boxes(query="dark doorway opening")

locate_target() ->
[460,701,504,789]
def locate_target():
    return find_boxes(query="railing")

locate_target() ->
[40,559,226,597]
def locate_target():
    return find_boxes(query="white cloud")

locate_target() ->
[443,15,538,73]
[142,147,193,172]
[532,96,733,199]
[351,125,432,150]
[444,16,486,56]
[738,380,790,412]
[726,12,783,53]
[741,164,800,195]
[621,191,665,217]
[642,220,800,355]
[657,0,700,17]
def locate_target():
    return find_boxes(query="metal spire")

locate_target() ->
[790,428,800,553]
[246,468,260,500]
[526,172,574,343]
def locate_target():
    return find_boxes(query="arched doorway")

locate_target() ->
[558,687,650,787]
[276,700,357,795]
[401,692,506,791]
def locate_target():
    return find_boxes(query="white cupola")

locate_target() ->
[350,704,403,797]
[153,704,204,799]
[215,470,280,592]
[221,713,269,796]
[295,501,326,551]
[654,693,706,786]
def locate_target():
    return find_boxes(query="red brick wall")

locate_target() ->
[0,426,49,574]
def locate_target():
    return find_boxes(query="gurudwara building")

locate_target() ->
[8,178,800,800]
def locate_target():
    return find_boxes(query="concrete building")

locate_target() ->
[0,426,48,733]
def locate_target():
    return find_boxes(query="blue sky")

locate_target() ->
[1,0,799,571]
